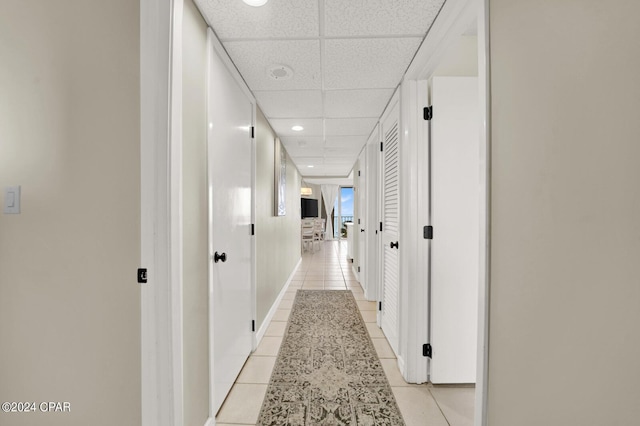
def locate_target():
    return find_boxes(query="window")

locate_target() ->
[334,186,354,238]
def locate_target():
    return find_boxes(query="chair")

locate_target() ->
[312,218,324,250]
[301,220,315,252]
[313,218,326,244]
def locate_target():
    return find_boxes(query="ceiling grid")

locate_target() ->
[195,0,446,177]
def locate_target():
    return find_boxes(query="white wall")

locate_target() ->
[488,1,640,424]
[255,108,302,329]
[432,35,478,77]
[182,0,210,424]
[0,1,141,425]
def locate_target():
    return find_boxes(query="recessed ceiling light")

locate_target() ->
[307,165,314,168]
[242,0,268,6]
[292,125,304,132]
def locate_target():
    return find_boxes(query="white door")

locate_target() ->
[430,76,479,384]
[357,153,367,292]
[208,42,254,413]
[380,100,400,355]
[365,128,380,302]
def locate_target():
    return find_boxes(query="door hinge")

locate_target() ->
[423,343,432,358]
[423,225,433,239]
[358,218,360,224]
[251,320,255,332]
[357,266,361,273]
[251,223,255,236]
[251,126,255,138]
[379,222,383,232]
[137,268,148,284]
[378,301,382,311]
[423,106,433,121]
[380,141,383,152]
[358,170,361,176]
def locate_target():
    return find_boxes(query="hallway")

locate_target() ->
[216,240,474,426]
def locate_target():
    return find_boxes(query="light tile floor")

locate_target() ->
[216,240,475,426]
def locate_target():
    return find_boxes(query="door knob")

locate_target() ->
[360,229,365,232]
[213,251,227,263]
[390,241,399,249]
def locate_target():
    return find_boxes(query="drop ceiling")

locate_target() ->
[194,0,446,177]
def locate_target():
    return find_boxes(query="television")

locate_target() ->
[301,198,318,218]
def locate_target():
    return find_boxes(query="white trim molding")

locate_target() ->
[169,1,185,424]
[397,79,430,384]
[475,0,491,424]
[140,0,184,425]
[405,0,478,81]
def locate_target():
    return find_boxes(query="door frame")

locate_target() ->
[364,125,380,303]
[142,0,491,424]
[141,2,257,425]
[400,0,490,424]
[378,92,401,358]
[140,0,184,425]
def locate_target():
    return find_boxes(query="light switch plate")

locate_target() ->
[4,186,21,214]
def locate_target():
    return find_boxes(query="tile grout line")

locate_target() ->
[428,387,453,426]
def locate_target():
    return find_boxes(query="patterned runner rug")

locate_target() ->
[257,290,405,425]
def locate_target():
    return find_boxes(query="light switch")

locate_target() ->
[4,186,21,214]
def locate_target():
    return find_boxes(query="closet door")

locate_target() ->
[357,152,367,291]
[208,37,254,413]
[380,100,400,355]
[430,76,479,384]
[365,127,380,302]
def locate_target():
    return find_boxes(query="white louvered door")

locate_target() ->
[380,101,400,355]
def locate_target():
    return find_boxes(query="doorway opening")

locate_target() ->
[334,186,354,239]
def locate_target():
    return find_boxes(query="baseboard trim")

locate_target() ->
[255,257,302,346]
[351,265,359,281]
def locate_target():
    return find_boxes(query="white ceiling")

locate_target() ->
[194,0,446,177]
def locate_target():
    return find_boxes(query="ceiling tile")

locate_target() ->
[286,147,325,158]
[323,146,346,156]
[224,40,321,90]
[280,136,325,148]
[270,118,324,136]
[324,89,394,118]
[299,167,325,175]
[323,38,422,89]
[318,165,354,175]
[325,136,368,148]
[255,90,323,118]
[195,0,318,40]
[293,156,324,163]
[325,158,360,166]
[325,118,377,136]
[324,147,362,158]
[202,0,441,178]
[324,0,444,37]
